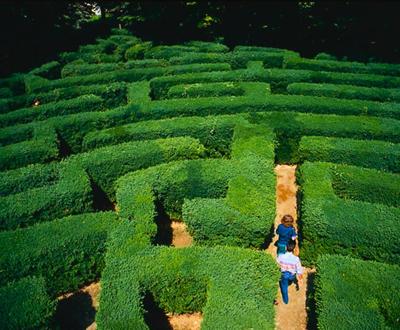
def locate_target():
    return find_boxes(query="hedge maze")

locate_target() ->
[0,28,399,329]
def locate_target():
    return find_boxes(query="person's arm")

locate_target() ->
[276,224,281,235]
[291,227,297,240]
[296,258,304,284]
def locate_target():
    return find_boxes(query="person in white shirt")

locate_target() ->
[276,239,303,304]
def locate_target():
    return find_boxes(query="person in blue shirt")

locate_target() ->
[276,214,297,255]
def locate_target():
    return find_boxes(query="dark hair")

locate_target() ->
[287,239,296,252]
[281,214,294,228]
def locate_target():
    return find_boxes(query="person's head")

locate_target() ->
[286,239,296,252]
[281,214,294,228]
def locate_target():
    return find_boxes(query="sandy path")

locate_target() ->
[171,221,193,247]
[269,165,314,330]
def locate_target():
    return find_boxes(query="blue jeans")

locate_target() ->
[279,271,296,304]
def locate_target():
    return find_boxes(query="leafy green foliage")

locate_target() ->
[316,255,400,329]
[0,276,55,330]
[299,162,400,265]
[0,212,119,294]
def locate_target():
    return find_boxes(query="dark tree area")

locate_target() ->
[1,1,400,77]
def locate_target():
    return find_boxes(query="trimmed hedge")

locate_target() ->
[185,40,229,52]
[0,87,13,98]
[299,136,400,172]
[0,276,55,330]
[0,73,25,95]
[284,56,400,76]
[29,60,61,79]
[0,94,104,128]
[140,92,400,120]
[61,59,167,77]
[287,82,400,102]
[253,111,400,143]
[125,41,153,60]
[0,82,127,114]
[233,45,297,53]
[0,164,93,230]
[26,63,232,93]
[83,115,244,155]
[298,161,400,265]
[115,124,275,248]
[167,82,244,98]
[0,212,119,295]
[316,255,400,329]
[150,67,400,100]
[184,124,276,247]
[0,101,137,152]
[0,136,205,230]
[97,242,279,329]
[0,125,58,171]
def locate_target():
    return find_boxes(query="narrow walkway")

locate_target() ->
[171,220,193,247]
[268,165,314,330]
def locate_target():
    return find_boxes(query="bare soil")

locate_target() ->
[269,165,315,330]
[167,312,203,330]
[171,220,193,247]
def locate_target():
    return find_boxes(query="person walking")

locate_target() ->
[276,239,303,304]
[276,214,297,255]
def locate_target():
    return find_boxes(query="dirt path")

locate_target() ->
[171,220,193,247]
[269,165,314,330]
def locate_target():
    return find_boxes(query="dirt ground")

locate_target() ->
[167,312,203,330]
[171,220,193,247]
[269,165,314,330]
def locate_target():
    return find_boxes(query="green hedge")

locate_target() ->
[185,40,229,52]
[83,115,244,156]
[29,61,61,79]
[0,125,58,171]
[287,82,400,102]
[0,164,93,230]
[150,67,400,100]
[169,52,227,66]
[70,136,205,200]
[167,82,244,98]
[115,124,275,248]
[284,56,400,76]
[0,212,119,295]
[315,255,400,329]
[0,82,127,114]
[97,241,279,329]
[144,45,199,59]
[184,124,276,247]
[0,102,136,153]
[233,45,296,53]
[0,276,55,330]
[298,161,400,265]
[125,41,153,60]
[26,63,232,93]
[0,87,13,98]
[59,51,121,64]
[61,59,167,77]
[0,73,25,95]
[253,111,400,143]
[314,52,337,61]
[0,137,205,229]
[140,92,400,120]
[0,162,59,197]
[0,94,104,128]
[299,136,400,172]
